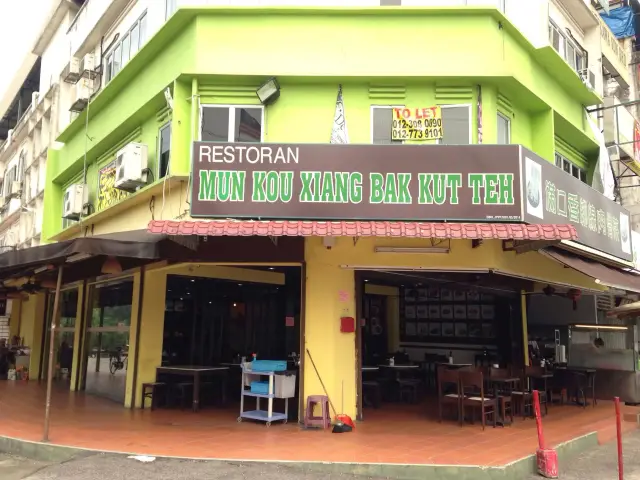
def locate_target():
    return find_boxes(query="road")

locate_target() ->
[1,430,640,479]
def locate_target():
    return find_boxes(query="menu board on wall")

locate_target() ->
[96,161,129,212]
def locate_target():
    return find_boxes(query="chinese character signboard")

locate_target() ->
[522,151,632,262]
[97,161,129,212]
[191,143,522,222]
[191,142,633,262]
[391,107,443,141]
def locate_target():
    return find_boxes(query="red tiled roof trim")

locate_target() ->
[149,220,578,241]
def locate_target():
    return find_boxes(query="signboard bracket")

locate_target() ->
[353,237,360,247]
[269,236,278,247]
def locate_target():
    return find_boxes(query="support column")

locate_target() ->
[8,298,21,341]
[521,290,530,366]
[134,270,168,408]
[303,238,357,419]
[124,271,142,408]
[70,283,85,391]
[20,293,47,379]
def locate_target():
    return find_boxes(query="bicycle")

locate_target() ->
[109,347,128,374]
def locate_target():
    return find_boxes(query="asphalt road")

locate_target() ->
[2,430,640,480]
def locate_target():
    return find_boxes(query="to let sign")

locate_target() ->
[191,143,522,222]
[391,107,443,141]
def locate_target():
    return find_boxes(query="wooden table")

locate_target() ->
[556,367,596,406]
[437,363,472,369]
[156,366,230,412]
[362,366,380,372]
[485,376,520,425]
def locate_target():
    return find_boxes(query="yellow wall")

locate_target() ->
[364,284,400,352]
[9,299,21,340]
[18,293,47,378]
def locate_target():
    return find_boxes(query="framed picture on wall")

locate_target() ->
[453,290,466,302]
[467,291,480,302]
[455,322,468,337]
[417,322,429,337]
[482,323,495,338]
[417,288,429,302]
[467,305,481,320]
[454,305,467,319]
[468,323,482,338]
[442,322,455,337]
[428,322,442,336]
[481,305,495,320]
[405,322,417,337]
[481,293,495,302]
[428,287,440,299]
[404,288,417,302]
[405,305,416,319]
[441,288,453,301]
[440,305,454,319]
[428,305,440,318]
[417,305,429,319]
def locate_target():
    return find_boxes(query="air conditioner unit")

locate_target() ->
[63,184,88,220]
[62,57,81,84]
[69,78,91,113]
[9,181,21,199]
[114,143,148,192]
[579,68,596,91]
[80,53,97,79]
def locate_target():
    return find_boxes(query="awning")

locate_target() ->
[148,220,578,241]
[540,247,640,293]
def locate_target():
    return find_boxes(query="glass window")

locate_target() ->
[555,151,587,184]
[159,123,171,178]
[130,24,140,57]
[105,54,113,82]
[497,113,510,144]
[201,107,230,142]
[234,108,262,142]
[580,170,587,183]
[440,105,471,145]
[121,34,130,66]
[372,107,402,145]
[139,13,148,47]
[112,44,122,76]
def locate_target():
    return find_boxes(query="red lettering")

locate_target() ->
[402,108,410,119]
[393,108,402,119]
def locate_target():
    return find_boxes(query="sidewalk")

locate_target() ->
[528,429,640,480]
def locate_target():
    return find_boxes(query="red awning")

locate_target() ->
[541,248,640,293]
[148,220,577,241]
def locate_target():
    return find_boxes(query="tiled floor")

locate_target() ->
[0,381,636,466]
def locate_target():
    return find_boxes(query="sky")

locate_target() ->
[0,0,53,101]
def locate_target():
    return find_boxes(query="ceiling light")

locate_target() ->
[256,77,280,105]
[34,264,54,274]
[67,253,92,263]
[375,246,450,254]
[101,256,122,275]
[573,324,628,331]
[238,283,243,286]
[269,267,275,270]
[233,303,237,307]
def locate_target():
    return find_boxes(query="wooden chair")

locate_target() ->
[525,366,549,415]
[141,382,166,410]
[487,367,514,425]
[362,380,382,408]
[437,366,463,425]
[460,370,497,430]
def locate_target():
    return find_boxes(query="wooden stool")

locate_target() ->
[141,382,166,410]
[304,395,330,429]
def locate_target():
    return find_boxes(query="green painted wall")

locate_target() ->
[43,6,602,241]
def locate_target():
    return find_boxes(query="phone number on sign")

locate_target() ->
[392,118,443,140]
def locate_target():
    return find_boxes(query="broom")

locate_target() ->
[306,349,353,433]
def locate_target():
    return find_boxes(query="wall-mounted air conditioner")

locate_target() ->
[62,57,81,84]
[114,143,148,192]
[62,184,87,220]
[579,68,596,91]
[69,78,92,113]
[80,53,97,79]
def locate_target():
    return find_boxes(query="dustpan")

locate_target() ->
[332,381,354,433]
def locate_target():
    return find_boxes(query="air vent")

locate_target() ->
[596,294,614,311]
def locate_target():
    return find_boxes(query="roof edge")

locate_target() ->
[32,0,76,56]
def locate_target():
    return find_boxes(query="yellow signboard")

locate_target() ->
[391,106,443,141]
[96,161,129,212]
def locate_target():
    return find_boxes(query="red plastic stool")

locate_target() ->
[304,395,331,429]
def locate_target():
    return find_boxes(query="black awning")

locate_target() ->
[541,247,640,294]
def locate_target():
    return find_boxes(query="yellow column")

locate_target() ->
[304,238,357,419]
[9,299,21,340]
[124,271,142,407]
[521,290,530,366]
[134,269,168,408]
[19,293,46,379]
[70,283,85,391]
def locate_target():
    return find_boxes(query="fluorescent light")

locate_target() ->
[256,77,280,105]
[573,324,628,331]
[67,253,92,263]
[34,265,53,274]
[374,246,450,254]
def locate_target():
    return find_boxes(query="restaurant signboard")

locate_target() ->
[191,142,632,262]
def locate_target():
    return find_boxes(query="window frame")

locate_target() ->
[158,121,172,179]
[497,111,511,145]
[548,20,586,73]
[370,105,405,145]
[103,10,148,86]
[199,104,265,143]
[166,0,177,20]
[437,104,473,145]
[555,151,587,184]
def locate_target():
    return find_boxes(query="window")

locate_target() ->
[371,106,403,144]
[497,112,511,144]
[201,106,264,143]
[549,21,586,73]
[439,105,471,145]
[555,152,587,183]
[166,0,177,19]
[3,166,16,198]
[158,122,171,179]
[104,11,148,84]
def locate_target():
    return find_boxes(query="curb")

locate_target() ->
[0,431,599,479]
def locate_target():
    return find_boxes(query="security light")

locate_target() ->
[256,77,280,105]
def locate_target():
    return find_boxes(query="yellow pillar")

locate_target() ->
[70,283,85,391]
[134,269,168,408]
[19,293,46,379]
[304,238,357,419]
[124,271,142,407]
[8,299,21,340]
